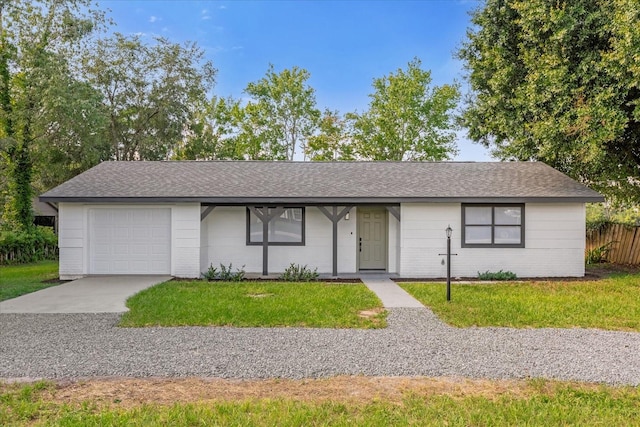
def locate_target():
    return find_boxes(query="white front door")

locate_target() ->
[89,208,171,274]
[358,208,387,270]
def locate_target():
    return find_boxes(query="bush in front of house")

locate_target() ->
[477,270,517,281]
[279,263,319,282]
[202,263,246,281]
[0,227,58,265]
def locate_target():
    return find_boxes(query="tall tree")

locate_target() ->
[82,33,216,161]
[0,0,104,230]
[306,109,355,161]
[349,58,460,161]
[243,65,320,160]
[458,0,640,203]
[176,96,246,160]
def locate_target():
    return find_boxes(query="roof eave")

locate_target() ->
[40,195,606,204]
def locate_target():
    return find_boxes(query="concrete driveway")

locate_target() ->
[0,276,171,314]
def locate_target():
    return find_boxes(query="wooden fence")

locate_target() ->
[586,223,640,264]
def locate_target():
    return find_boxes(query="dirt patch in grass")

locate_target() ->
[31,376,608,409]
[247,293,274,298]
[358,307,387,327]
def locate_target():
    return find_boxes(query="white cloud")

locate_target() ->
[218,5,227,9]
[149,15,158,23]
[201,9,211,20]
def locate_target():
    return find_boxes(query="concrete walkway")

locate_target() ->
[360,276,424,308]
[0,276,170,314]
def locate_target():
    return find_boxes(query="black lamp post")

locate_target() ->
[445,225,452,302]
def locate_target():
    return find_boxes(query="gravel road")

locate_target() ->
[1,308,638,385]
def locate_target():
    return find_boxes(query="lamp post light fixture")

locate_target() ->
[445,225,452,301]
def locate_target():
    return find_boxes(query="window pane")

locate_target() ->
[465,226,492,244]
[494,226,521,244]
[249,211,263,243]
[495,207,521,225]
[269,208,303,242]
[466,207,492,225]
[249,208,303,243]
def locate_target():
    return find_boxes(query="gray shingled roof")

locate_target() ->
[39,161,604,204]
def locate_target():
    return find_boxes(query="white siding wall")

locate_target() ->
[58,203,86,280]
[200,208,210,272]
[171,204,201,278]
[57,203,201,279]
[400,203,586,278]
[202,206,357,274]
[388,213,400,274]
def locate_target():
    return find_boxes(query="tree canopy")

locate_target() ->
[0,0,105,230]
[458,0,640,203]
[349,58,460,161]
[0,1,465,231]
[82,33,216,161]
[242,65,321,160]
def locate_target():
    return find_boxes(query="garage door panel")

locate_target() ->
[132,228,150,240]
[113,244,130,254]
[92,260,110,274]
[151,244,169,255]
[131,210,149,223]
[131,244,149,255]
[89,208,171,275]
[93,244,110,255]
[114,227,130,239]
[151,227,168,238]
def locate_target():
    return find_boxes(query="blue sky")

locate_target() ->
[98,0,491,161]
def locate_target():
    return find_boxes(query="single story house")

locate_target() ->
[40,161,603,280]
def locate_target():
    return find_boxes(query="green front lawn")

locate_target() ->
[0,261,60,301]
[120,281,386,328]
[400,274,640,331]
[2,380,639,426]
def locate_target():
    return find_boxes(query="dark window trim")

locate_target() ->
[246,207,306,246]
[461,203,525,248]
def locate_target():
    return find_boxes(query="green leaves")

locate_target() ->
[350,58,460,161]
[0,0,106,231]
[459,0,640,203]
[243,65,321,160]
[82,33,216,162]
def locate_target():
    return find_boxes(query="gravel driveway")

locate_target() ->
[1,308,638,385]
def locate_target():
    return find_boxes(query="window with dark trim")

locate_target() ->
[246,207,305,245]
[461,204,524,248]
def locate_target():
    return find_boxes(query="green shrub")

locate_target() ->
[218,263,245,281]
[0,227,58,265]
[202,264,218,281]
[279,263,319,282]
[477,270,518,281]
[585,241,615,264]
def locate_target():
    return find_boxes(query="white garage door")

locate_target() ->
[89,208,171,275]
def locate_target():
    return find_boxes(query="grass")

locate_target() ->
[400,274,640,331]
[1,379,640,426]
[120,281,387,328]
[0,261,60,301]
